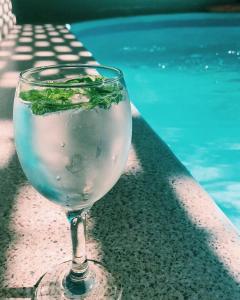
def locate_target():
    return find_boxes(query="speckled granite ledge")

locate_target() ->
[0,24,240,300]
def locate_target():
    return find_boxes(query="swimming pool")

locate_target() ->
[71,13,240,229]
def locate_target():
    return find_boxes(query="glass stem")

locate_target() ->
[67,209,89,282]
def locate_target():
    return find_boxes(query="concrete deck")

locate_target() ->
[0,24,240,299]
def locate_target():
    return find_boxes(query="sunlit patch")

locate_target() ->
[40,68,60,77]
[86,60,100,66]
[3,2,9,11]
[60,29,68,34]
[11,54,33,61]
[0,50,11,57]
[35,41,50,47]
[35,51,55,57]
[51,37,64,43]
[0,71,19,87]
[22,31,33,36]
[125,145,143,174]
[23,25,33,31]
[19,37,32,43]
[54,45,72,53]
[0,40,16,47]
[34,60,57,67]
[0,61,7,69]
[48,31,59,36]
[35,34,47,39]
[70,41,83,47]
[2,24,9,36]
[45,24,55,28]
[35,25,44,29]
[11,29,20,34]
[10,21,16,30]
[35,29,45,33]
[45,27,55,32]
[131,103,140,117]
[57,25,65,29]
[0,120,14,169]
[79,51,92,57]
[2,13,10,23]
[15,46,32,52]
[63,34,75,40]
[84,68,101,76]
[23,28,33,32]
[6,33,17,40]
[0,120,14,139]
[57,54,79,61]
[4,184,71,286]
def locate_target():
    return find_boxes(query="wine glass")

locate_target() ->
[13,64,132,299]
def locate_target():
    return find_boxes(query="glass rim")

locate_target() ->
[19,63,124,88]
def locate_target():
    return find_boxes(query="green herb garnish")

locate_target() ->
[19,75,124,115]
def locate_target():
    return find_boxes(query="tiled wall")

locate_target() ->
[0,0,16,41]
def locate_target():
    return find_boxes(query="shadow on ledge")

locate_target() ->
[90,116,240,299]
[0,287,34,299]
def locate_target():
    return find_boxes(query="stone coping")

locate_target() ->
[0,24,240,299]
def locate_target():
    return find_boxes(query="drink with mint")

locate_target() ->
[13,64,132,299]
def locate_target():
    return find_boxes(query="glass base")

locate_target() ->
[34,260,122,300]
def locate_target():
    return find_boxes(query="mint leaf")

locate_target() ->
[19,75,124,115]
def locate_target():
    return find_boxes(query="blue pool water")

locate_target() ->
[71,14,240,229]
